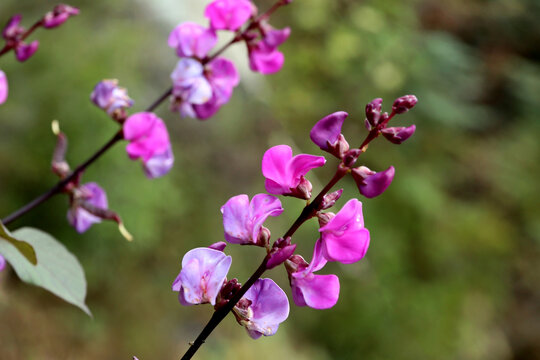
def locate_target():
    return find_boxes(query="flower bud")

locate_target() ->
[317,212,335,227]
[0,70,8,105]
[15,41,39,62]
[381,125,416,144]
[2,15,24,40]
[257,226,272,247]
[342,148,362,168]
[365,98,382,127]
[209,241,227,251]
[42,4,80,29]
[392,95,417,114]
[91,79,134,118]
[267,237,296,269]
[351,166,395,198]
[310,111,349,158]
[320,189,343,210]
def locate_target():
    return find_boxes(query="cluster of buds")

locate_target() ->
[0,4,79,106]
[168,0,291,120]
[50,121,132,240]
[1,4,79,62]
[172,95,418,339]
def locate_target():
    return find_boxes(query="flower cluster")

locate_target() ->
[0,4,78,106]
[173,95,417,339]
[168,0,291,120]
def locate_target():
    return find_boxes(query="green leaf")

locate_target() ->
[0,227,91,315]
[0,221,37,265]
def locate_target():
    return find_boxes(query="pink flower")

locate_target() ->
[233,278,289,339]
[168,22,217,59]
[90,79,134,116]
[42,4,80,29]
[248,25,290,75]
[351,166,395,198]
[170,58,213,117]
[204,0,255,31]
[123,112,174,178]
[221,194,283,245]
[172,248,232,306]
[262,145,326,199]
[191,57,239,119]
[288,240,340,309]
[318,199,370,264]
[309,111,350,157]
[0,70,7,105]
[67,182,108,233]
[14,40,39,62]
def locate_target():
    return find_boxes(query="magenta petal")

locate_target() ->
[381,125,416,145]
[353,166,395,198]
[266,244,296,270]
[208,241,227,251]
[249,193,284,240]
[262,145,293,193]
[288,154,326,184]
[67,182,108,233]
[143,146,174,179]
[15,41,39,62]
[123,112,157,141]
[2,14,22,39]
[264,27,291,48]
[206,57,239,104]
[124,112,171,166]
[310,111,348,150]
[173,248,232,306]
[204,0,254,31]
[292,273,340,309]
[249,44,285,75]
[168,22,217,58]
[0,70,7,105]
[0,254,5,272]
[240,278,289,338]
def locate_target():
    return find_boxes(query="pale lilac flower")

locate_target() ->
[204,0,254,31]
[67,182,108,233]
[380,125,416,144]
[0,254,6,272]
[14,40,39,62]
[262,145,326,199]
[221,194,283,245]
[168,22,217,59]
[191,57,239,119]
[170,58,213,117]
[42,4,80,29]
[0,70,7,105]
[351,166,395,198]
[172,247,232,306]
[288,240,340,309]
[123,112,174,178]
[233,278,289,339]
[248,25,290,75]
[90,79,134,116]
[392,95,418,114]
[318,199,370,264]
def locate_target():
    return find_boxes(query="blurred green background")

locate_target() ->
[1,0,539,359]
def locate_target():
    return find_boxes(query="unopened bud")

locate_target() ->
[209,241,227,251]
[380,125,416,144]
[267,237,296,269]
[15,41,39,62]
[392,95,417,114]
[42,4,80,29]
[320,189,343,210]
[342,148,362,168]
[291,177,313,200]
[365,98,383,127]
[317,212,335,227]
[352,165,395,198]
[257,226,271,247]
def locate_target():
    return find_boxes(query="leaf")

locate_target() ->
[0,221,37,265]
[0,227,91,315]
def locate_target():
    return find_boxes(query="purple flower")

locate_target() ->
[14,40,39,62]
[380,125,416,144]
[318,199,370,264]
[262,145,326,199]
[67,182,108,233]
[170,58,213,117]
[0,254,6,272]
[351,166,395,198]
[168,22,217,59]
[0,70,7,105]
[365,98,383,129]
[172,247,232,306]
[191,57,239,119]
[221,194,283,245]
[288,240,340,309]
[90,79,134,116]
[42,4,80,29]
[204,0,255,31]
[310,111,350,157]
[2,14,24,40]
[246,24,290,75]
[233,278,289,339]
[392,95,418,114]
[123,112,174,178]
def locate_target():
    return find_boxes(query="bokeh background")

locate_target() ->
[0,0,539,359]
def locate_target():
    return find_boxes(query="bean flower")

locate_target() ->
[351,166,395,198]
[205,0,254,31]
[247,23,291,75]
[168,22,217,59]
[233,278,290,339]
[0,70,7,104]
[262,145,326,199]
[67,182,108,233]
[91,79,134,118]
[172,247,232,306]
[123,112,174,178]
[42,4,79,29]
[221,193,283,246]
